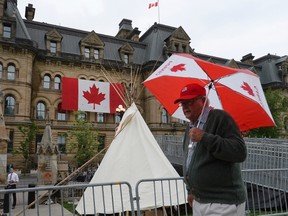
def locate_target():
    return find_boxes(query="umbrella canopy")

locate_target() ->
[144,53,275,132]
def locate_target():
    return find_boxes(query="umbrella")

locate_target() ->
[144,53,275,132]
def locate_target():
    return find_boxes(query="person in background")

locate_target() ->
[174,83,247,216]
[7,167,19,209]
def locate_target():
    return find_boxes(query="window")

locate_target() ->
[54,75,61,90]
[182,45,187,52]
[77,111,86,120]
[3,24,11,38]
[179,119,185,124]
[58,134,66,153]
[4,96,15,115]
[124,54,129,64]
[96,112,104,123]
[43,75,51,89]
[0,64,2,79]
[50,41,57,54]
[94,49,99,59]
[57,103,66,121]
[36,102,46,120]
[175,44,179,52]
[115,114,121,123]
[161,108,168,123]
[85,47,90,58]
[7,65,15,80]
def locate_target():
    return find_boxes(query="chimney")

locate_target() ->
[25,3,35,21]
[116,19,133,39]
[119,19,133,31]
[241,53,254,65]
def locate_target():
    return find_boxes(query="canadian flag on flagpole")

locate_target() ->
[148,1,158,9]
[62,77,125,113]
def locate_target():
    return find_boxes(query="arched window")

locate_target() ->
[36,102,46,120]
[4,95,15,115]
[115,114,121,123]
[77,111,86,120]
[54,75,61,90]
[43,74,51,89]
[7,64,15,80]
[161,108,168,123]
[57,103,66,121]
[0,64,2,79]
[96,112,104,123]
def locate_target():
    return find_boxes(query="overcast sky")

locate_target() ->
[16,0,288,61]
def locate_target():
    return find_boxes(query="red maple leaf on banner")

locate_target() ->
[170,63,186,72]
[241,82,254,96]
[83,84,106,109]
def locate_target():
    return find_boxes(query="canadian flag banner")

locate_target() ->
[62,77,125,113]
[148,2,158,9]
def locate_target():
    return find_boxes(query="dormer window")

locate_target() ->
[3,24,11,38]
[79,31,105,61]
[182,45,187,52]
[85,47,90,58]
[161,108,168,123]
[124,54,129,64]
[175,44,179,52]
[94,49,99,59]
[45,29,63,56]
[119,43,134,65]
[50,41,57,54]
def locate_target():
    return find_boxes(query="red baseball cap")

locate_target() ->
[174,83,206,104]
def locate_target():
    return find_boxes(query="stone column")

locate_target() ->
[37,124,59,185]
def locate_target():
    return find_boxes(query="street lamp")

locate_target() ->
[116,104,126,120]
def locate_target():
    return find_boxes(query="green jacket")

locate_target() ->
[183,109,247,205]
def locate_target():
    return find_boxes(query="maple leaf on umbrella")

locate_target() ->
[170,63,186,72]
[82,84,106,109]
[241,82,254,96]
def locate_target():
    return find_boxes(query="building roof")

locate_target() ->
[7,0,288,87]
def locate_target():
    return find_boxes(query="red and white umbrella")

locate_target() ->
[144,53,275,132]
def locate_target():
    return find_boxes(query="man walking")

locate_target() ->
[174,83,247,216]
[7,167,19,209]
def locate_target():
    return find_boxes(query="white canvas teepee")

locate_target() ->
[76,103,186,214]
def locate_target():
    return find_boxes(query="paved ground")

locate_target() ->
[0,203,74,216]
[0,191,75,216]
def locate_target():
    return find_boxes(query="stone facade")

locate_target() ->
[0,0,287,171]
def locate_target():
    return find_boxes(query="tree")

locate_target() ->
[14,122,38,174]
[69,111,100,167]
[248,88,287,138]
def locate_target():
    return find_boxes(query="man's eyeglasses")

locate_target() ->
[180,97,202,106]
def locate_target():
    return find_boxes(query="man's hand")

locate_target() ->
[189,127,205,142]
[187,194,194,207]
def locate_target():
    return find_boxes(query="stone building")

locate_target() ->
[0,0,287,170]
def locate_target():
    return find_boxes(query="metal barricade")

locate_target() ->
[135,177,190,216]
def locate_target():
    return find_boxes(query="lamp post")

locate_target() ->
[116,104,126,121]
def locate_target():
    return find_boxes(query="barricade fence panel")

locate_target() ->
[1,137,288,215]
[1,177,288,215]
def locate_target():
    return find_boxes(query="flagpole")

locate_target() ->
[157,0,160,23]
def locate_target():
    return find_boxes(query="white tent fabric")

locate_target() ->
[76,103,186,214]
